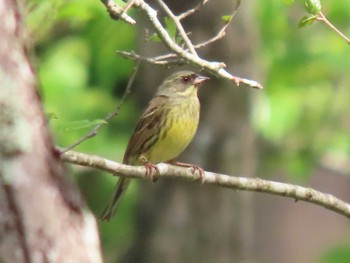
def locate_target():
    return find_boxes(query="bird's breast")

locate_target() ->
[146,98,200,163]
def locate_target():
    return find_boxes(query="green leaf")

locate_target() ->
[164,16,177,41]
[298,15,317,27]
[221,15,233,24]
[59,119,107,132]
[147,33,161,43]
[303,0,321,15]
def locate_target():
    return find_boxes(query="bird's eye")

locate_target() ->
[181,75,191,83]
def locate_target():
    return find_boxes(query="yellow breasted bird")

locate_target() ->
[100,71,209,221]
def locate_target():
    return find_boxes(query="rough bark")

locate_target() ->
[0,1,102,262]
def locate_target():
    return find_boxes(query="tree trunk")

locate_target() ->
[0,1,102,262]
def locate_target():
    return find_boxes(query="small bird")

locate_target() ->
[100,71,209,221]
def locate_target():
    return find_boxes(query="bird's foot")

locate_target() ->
[142,160,159,182]
[167,161,204,181]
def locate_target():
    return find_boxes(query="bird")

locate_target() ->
[100,71,209,221]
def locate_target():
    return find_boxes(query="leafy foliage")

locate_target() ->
[255,0,350,180]
[303,0,321,15]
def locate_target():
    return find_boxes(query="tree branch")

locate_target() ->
[100,0,136,25]
[178,0,210,20]
[156,0,197,55]
[117,50,184,65]
[98,0,262,89]
[132,0,262,89]
[194,0,240,49]
[316,11,350,45]
[193,26,226,49]
[61,150,350,219]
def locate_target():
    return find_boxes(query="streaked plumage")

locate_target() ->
[100,71,209,221]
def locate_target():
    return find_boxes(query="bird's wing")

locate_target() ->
[123,95,169,164]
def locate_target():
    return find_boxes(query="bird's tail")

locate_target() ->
[100,177,131,221]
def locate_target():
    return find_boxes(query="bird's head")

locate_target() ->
[157,71,209,98]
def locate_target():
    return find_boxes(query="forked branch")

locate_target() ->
[100,0,262,89]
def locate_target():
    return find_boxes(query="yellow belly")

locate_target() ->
[145,100,199,163]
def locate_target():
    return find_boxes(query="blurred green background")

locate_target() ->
[26,0,350,262]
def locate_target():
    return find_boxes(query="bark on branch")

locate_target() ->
[99,0,263,89]
[61,150,350,219]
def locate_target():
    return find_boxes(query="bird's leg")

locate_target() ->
[140,156,159,182]
[144,162,159,183]
[167,160,205,181]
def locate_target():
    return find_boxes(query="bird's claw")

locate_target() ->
[167,161,204,182]
[190,165,205,181]
[144,162,159,182]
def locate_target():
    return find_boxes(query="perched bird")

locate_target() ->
[100,71,209,221]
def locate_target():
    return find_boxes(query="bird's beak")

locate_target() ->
[194,75,210,86]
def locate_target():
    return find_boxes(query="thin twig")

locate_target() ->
[61,150,350,219]
[59,61,141,154]
[316,11,350,45]
[194,24,227,49]
[153,53,178,61]
[156,0,197,55]
[178,0,210,20]
[100,0,136,25]
[194,0,240,49]
[123,0,135,13]
[99,0,261,88]
[134,0,262,89]
[117,51,183,65]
